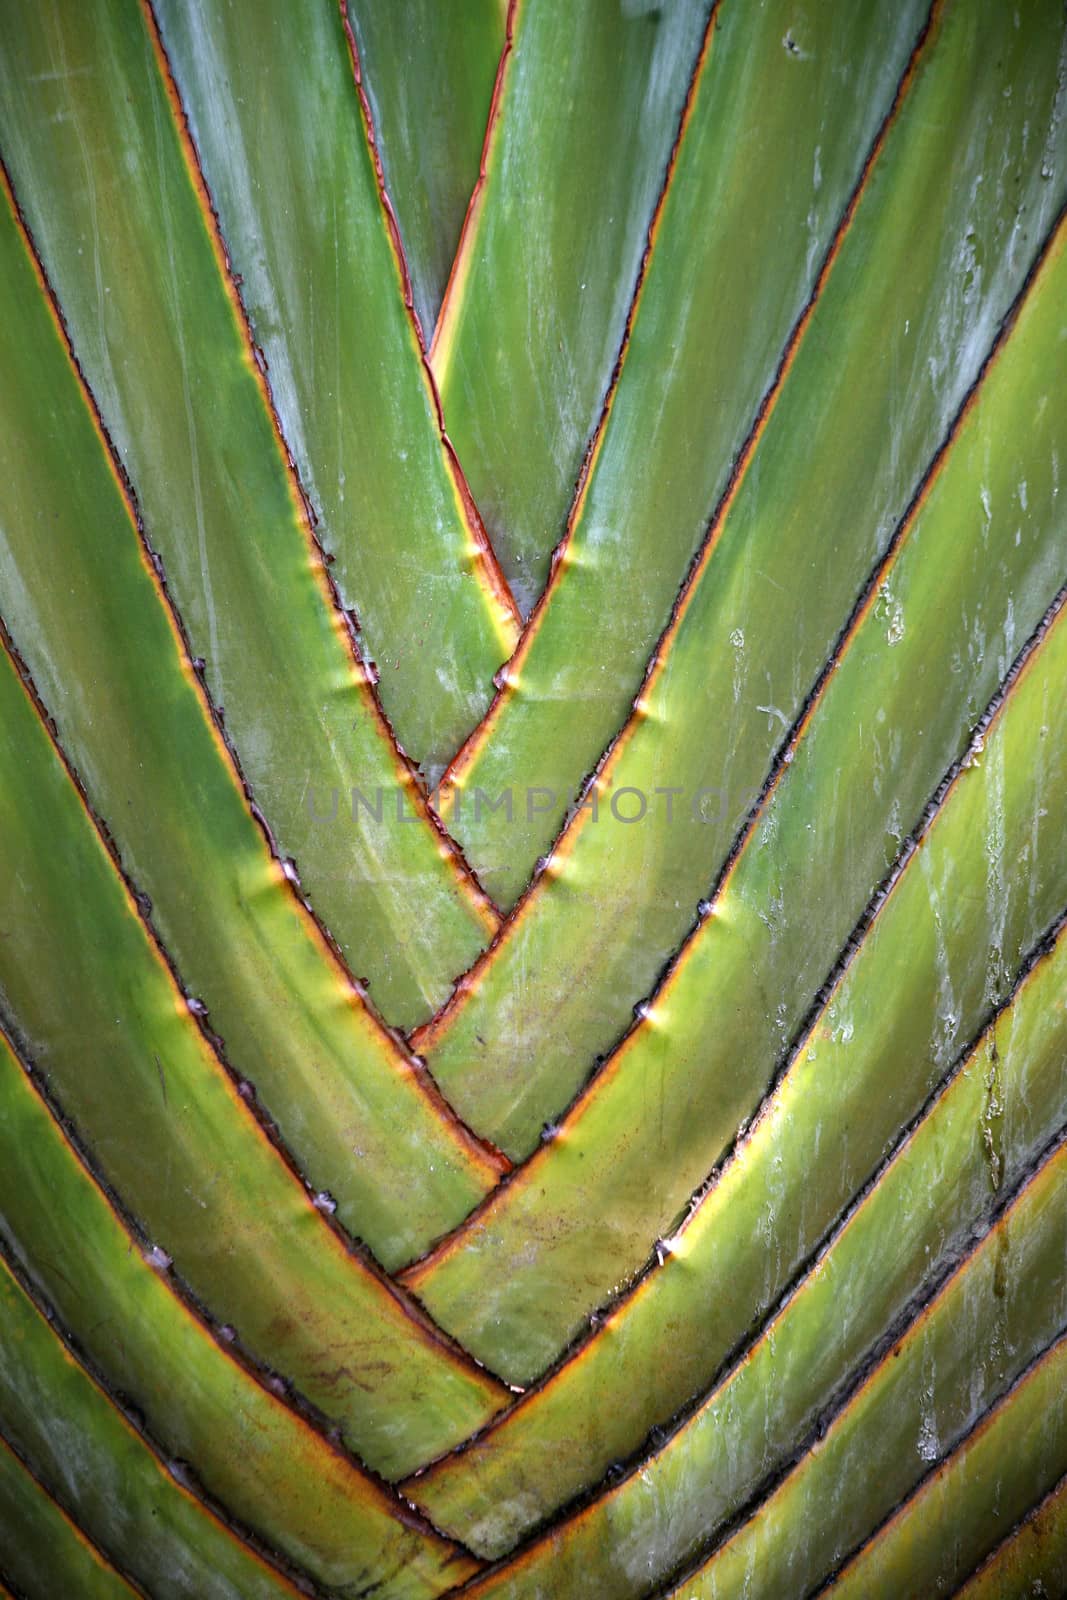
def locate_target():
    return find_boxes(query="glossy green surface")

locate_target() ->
[0,0,1062,1586]
[350,0,505,341]
[956,1472,1067,1599]
[662,1144,1067,1600]
[0,1255,299,1600]
[154,0,519,777]
[424,0,1067,1139]
[433,0,710,610]
[0,1028,479,1591]
[405,215,1067,1380]
[456,1141,1067,1596]
[0,1434,135,1600]
[828,1334,1067,1597]
[0,0,498,1026]
[0,175,502,1271]
[410,910,1067,1556]
[438,0,932,897]
[0,633,504,1478]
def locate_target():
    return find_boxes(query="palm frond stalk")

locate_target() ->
[0,0,1064,1596]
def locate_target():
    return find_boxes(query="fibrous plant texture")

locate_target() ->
[0,1,1066,1596]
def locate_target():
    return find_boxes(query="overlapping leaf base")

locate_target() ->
[0,0,1064,1595]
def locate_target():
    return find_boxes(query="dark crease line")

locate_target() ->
[525,908,1067,1559]
[810,1331,1067,1597]
[0,1011,483,1567]
[414,0,941,1052]
[411,779,1067,1492]
[539,0,720,590]
[947,1465,1067,1595]
[0,1423,146,1597]
[405,230,1065,1289]
[0,606,509,1406]
[336,0,521,635]
[403,574,1067,1481]
[0,146,506,1188]
[337,0,421,344]
[504,202,1067,1163]
[431,0,719,803]
[457,1095,1067,1597]
[649,1256,1067,1600]
[143,0,508,937]
[429,0,520,363]
[0,1263,314,1600]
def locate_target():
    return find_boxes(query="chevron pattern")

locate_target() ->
[0,1,1066,1596]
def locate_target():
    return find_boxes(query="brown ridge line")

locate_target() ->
[0,1426,145,1598]
[409,0,941,1060]
[432,0,720,810]
[402,579,1067,1477]
[399,567,1067,1304]
[483,195,1067,1155]
[403,901,1067,1511]
[403,353,1067,1350]
[428,0,520,367]
[0,171,510,1326]
[409,173,1067,1208]
[0,603,511,1415]
[643,1190,1067,1600]
[0,1237,314,1600]
[143,0,505,932]
[438,1028,1067,1597]
[0,147,506,1185]
[337,0,522,640]
[0,1012,488,1570]
[950,1466,1067,1594]
[812,1331,1067,1597]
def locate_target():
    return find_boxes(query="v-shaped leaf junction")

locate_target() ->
[0,0,1064,1595]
